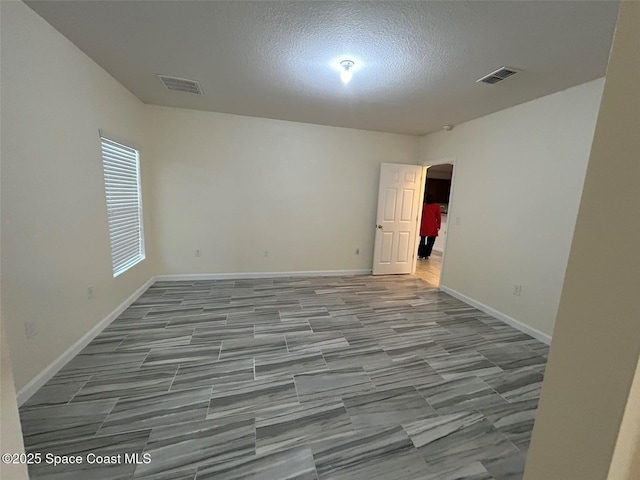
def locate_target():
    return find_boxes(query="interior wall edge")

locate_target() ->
[440,284,552,345]
[15,276,155,406]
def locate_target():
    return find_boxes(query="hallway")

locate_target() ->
[413,252,443,287]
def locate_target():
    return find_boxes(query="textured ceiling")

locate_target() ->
[25,1,619,136]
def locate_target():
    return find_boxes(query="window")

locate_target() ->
[100,136,145,277]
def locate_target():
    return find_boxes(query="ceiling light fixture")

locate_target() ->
[340,60,355,84]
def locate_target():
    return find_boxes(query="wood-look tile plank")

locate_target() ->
[219,336,287,361]
[190,325,254,344]
[365,356,443,390]
[141,344,221,367]
[425,351,503,380]
[206,377,298,422]
[165,313,227,329]
[482,368,544,403]
[255,320,312,337]
[293,367,376,403]
[423,462,493,480]
[171,359,254,391]
[133,419,255,478]
[482,450,529,480]
[480,400,539,449]
[27,430,150,480]
[255,399,353,455]
[312,426,429,480]
[21,374,91,408]
[254,352,327,379]
[307,315,364,332]
[116,329,194,351]
[477,345,546,371]
[196,445,317,480]
[342,386,438,428]
[55,352,148,378]
[285,332,350,354]
[20,399,119,448]
[404,412,519,472]
[322,343,391,370]
[417,376,508,414]
[70,365,178,402]
[97,388,211,436]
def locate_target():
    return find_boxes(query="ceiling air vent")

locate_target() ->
[157,74,203,94]
[476,67,521,85]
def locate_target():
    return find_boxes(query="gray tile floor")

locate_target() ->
[19,275,548,479]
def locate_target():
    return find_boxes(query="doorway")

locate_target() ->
[414,161,454,287]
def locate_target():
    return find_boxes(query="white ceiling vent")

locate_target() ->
[476,67,521,85]
[157,74,203,94]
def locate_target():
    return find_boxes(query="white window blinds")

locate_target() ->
[100,137,145,277]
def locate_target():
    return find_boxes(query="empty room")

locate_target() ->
[1,1,639,479]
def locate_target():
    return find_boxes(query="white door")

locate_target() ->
[372,163,423,275]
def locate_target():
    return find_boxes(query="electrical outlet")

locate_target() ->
[195,249,201,257]
[513,284,522,296]
[25,321,37,339]
[87,286,93,299]
[264,250,269,257]
[455,217,461,225]
[356,248,360,255]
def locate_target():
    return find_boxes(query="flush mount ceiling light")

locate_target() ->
[339,60,355,84]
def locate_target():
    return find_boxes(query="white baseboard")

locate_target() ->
[16,277,155,406]
[439,285,552,345]
[154,269,372,282]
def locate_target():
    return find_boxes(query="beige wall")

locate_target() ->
[0,6,27,478]
[608,357,640,480]
[0,0,157,391]
[419,78,604,337]
[524,2,640,479]
[1,319,29,480]
[145,105,419,275]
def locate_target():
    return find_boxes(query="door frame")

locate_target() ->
[413,156,457,283]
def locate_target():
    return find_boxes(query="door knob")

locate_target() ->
[377,224,383,230]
